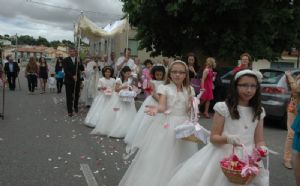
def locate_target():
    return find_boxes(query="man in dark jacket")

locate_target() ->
[4,55,20,91]
[63,48,84,117]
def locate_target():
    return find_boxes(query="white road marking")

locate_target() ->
[80,163,99,186]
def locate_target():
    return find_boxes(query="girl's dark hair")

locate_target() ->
[143,59,153,66]
[39,57,48,67]
[55,57,63,72]
[150,65,165,80]
[55,57,63,65]
[102,66,114,78]
[185,52,199,72]
[120,66,131,82]
[225,72,262,122]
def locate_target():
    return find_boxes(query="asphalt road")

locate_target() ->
[0,71,296,186]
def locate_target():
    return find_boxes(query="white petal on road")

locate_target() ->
[48,158,52,162]
[67,152,72,155]
[73,174,82,178]
[53,97,58,104]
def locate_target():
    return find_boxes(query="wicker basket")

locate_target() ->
[182,134,204,144]
[220,165,256,185]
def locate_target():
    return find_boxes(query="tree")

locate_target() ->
[16,35,36,45]
[121,0,300,63]
[62,40,75,48]
[50,40,61,49]
[36,36,50,47]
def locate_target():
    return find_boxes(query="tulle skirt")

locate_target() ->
[107,98,137,138]
[84,92,107,127]
[166,143,269,186]
[90,93,122,135]
[124,96,157,153]
[118,114,198,186]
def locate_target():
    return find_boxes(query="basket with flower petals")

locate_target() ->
[220,145,262,185]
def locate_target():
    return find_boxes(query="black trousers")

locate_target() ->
[56,78,63,93]
[65,82,81,114]
[27,74,37,92]
[7,73,16,90]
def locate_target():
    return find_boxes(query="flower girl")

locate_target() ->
[118,60,198,186]
[48,73,56,92]
[166,69,269,186]
[84,66,115,127]
[91,66,137,138]
[124,65,166,155]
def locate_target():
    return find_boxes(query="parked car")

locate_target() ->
[219,68,300,129]
[260,69,300,128]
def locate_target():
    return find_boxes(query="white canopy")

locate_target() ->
[75,15,128,40]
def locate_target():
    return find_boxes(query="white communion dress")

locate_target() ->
[118,83,198,186]
[84,77,116,127]
[81,61,99,106]
[124,80,164,154]
[166,102,269,186]
[91,79,136,138]
[107,80,137,138]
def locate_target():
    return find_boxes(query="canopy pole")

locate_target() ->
[126,15,129,49]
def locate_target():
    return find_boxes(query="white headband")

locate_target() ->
[169,60,188,70]
[234,69,263,83]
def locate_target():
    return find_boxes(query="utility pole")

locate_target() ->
[15,33,18,61]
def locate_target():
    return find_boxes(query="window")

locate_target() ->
[104,40,107,54]
[128,39,138,56]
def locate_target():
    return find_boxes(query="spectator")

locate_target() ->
[116,48,135,76]
[200,57,216,118]
[4,55,20,91]
[185,52,200,79]
[38,57,48,94]
[108,52,117,76]
[25,57,38,94]
[232,52,251,74]
[55,57,64,93]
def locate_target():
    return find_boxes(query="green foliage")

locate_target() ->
[0,34,75,48]
[36,36,50,47]
[121,0,300,63]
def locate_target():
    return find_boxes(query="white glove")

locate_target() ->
[257,145,269,156]
[227,135,241,146]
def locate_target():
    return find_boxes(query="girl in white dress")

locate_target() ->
[124,65,166,155]
[91,66,137,137]
[118,60,198,186]
[167,69,269,186]
[84,66,115,127]
[81,59,100,106]
[107,66,137,138]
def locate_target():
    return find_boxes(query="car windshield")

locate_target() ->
[260,70,284,84]
[221,71,234,80]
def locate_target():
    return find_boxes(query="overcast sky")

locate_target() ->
[0,0,124,41]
